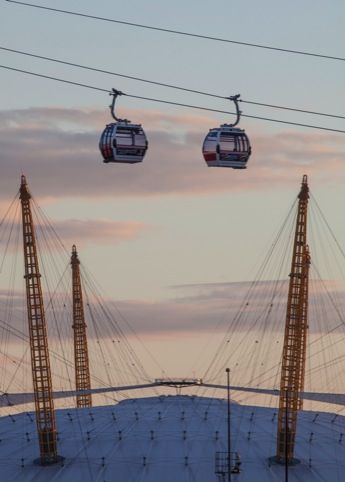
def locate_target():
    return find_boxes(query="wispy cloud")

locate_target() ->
[51,218,148,246]
[1,107,345,201]
[2,279,344,339]
[0,217,148,252]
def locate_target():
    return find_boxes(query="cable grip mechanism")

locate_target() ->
[109,88,130,123]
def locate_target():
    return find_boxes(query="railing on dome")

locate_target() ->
[154,378,203,387]
[215,452,241,480]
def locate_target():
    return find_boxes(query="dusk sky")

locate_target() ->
[1,1,345,384]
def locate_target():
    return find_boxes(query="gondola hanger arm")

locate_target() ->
[109,88,130,123]
[226,94,242,127]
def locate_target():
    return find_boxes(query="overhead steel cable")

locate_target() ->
[1,46,345,121]
[5,0,345,63]
[0,64,108,93]
[241,99,345,121]
[0,46,224,99]
[1,64,345,134]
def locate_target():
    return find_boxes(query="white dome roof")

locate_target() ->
[0,394,343,481]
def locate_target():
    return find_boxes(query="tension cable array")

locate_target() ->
[1,64,344,135]
[1,45,344,121]
[5,0,345,63]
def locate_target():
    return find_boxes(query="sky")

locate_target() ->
[0,0,345,385]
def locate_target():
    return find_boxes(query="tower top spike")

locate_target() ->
[19,175,31,201]
[71,244,80,264]
[299,174,309,201]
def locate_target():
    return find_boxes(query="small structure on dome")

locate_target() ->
[154,378,203,387]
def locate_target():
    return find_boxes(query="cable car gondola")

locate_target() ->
[202,94,251,169]
[99,89,148,164]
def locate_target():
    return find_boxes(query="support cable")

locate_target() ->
[1,64,344,134]
[203,199,298,383]
[80,262,166,382]
[1,46,344,120]
[5,0,345,62]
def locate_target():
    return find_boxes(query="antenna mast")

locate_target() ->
[71,244,92,408]
[19,175,61,465]
[276,174,310,464]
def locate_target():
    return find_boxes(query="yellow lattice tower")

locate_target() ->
[276,174,310,463]
[19,175,61,465]
[71,244,92,408]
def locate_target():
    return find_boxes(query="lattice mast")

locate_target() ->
[71,244,92,408]
[276,174,311,463]
[19,175,60,465]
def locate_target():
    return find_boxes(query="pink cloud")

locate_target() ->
[2,279,345,338]
[0,107,344,201]
[52,218,148,246]
[0,217,148,252]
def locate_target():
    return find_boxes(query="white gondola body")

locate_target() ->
[99,122,148,164]
[202,125,251,169]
